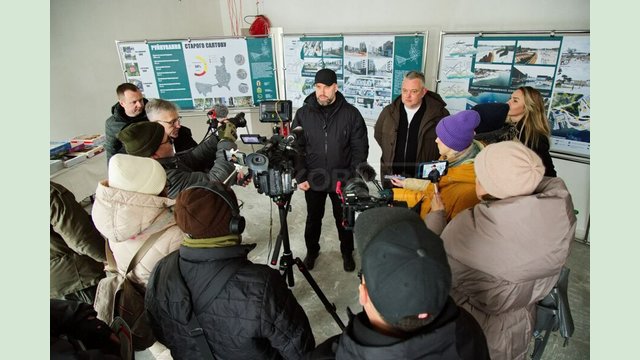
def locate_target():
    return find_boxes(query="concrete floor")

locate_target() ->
[138,183,590,359]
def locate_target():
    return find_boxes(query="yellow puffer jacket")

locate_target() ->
[393,162,479,222]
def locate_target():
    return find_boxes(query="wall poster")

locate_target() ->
[116,36,278,110]
[437,32,590,158]
[283,33,426,122]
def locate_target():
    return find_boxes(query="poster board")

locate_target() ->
[115,36,278,111]
[282,32,426,122]
[436,31,590,158]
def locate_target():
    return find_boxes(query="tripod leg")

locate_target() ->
[270,233,283,266]
[279,251,295,287]
[294,257,346,331]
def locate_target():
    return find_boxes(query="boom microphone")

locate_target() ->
[356,163,378,183]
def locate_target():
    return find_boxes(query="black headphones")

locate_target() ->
[185,181,246,235]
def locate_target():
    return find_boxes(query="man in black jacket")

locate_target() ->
[145,182,315,359]
[104,83,198,162]
[292,68,369,272]
[117,121,237,198]
[307,207,489,360]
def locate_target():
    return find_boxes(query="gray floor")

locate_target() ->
[137,184,590,359]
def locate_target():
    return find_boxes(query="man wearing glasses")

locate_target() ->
[146,98,198,153]
[374,71,449,187]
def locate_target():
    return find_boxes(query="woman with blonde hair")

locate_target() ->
[507,86,557,177]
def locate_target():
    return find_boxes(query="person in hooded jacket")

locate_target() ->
[91,154,182,359]
[292,68,368,272]
[425,141,576,360]
[145,182,315,360]
[307,207,489,360]
[374,71,449,187]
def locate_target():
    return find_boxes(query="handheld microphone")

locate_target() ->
[355,162,384,192]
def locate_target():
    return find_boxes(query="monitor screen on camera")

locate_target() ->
[259,100,292,123]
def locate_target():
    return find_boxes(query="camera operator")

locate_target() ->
[292,68,369,272]
[117,118,239,199]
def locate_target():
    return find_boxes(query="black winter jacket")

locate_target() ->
[292,91,368,192]
[104,100,148,162]
[157,135,235,199]
[145,245,315,360]
[307,298,489,360]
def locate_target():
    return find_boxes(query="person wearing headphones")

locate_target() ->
[145,181,315,359]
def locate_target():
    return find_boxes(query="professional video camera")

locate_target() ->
[337,163,396,230]
[237,100,299,199]
[202,104,247,142]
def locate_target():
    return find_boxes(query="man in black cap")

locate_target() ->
[117,121,236,198]
[307,207,489,359]
[145,182,315,359]
[292,68,369,272]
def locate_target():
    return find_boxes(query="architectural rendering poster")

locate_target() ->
[437,33,590,157]
[284,33,425,121]
[116,37,277,110]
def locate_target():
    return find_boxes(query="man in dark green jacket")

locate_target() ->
[50,182,106,304]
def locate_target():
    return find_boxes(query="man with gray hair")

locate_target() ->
[374,71,449,187]
[146,98,198,153]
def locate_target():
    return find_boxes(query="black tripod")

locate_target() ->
[268,192,346,331]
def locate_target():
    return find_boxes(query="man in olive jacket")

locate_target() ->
[50,181,106,304]
[374,71,449,187]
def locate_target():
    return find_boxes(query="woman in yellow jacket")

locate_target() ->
[391,110,482,222]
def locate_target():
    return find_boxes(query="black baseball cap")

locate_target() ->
[314,68,337,86]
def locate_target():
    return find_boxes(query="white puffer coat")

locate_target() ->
[92,180,183,288]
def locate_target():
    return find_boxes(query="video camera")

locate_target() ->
[337,163,396,230]
[206,104,247,140]
[237,100,300,199]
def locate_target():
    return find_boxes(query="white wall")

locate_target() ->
[51,0,590,238]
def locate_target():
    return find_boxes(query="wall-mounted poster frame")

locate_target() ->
[436,30,590,159]
[115,36,279,111]
[281,32,427,123]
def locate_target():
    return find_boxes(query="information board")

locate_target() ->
[116,36,278,110]
[436,31,590,158]
[283,32,426,121]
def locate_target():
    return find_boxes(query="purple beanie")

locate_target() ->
[436,110,481,151]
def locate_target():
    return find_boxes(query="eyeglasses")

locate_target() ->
[158,116,181,126]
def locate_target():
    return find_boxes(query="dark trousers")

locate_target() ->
[304,189,354,255]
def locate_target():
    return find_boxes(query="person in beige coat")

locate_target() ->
[425,141,577,360]
[92,154,182,359]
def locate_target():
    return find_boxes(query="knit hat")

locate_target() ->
[474,141,545,199]
[108,154,166,195]
[435,110,481,151]
[117,121,165,157]
[314,68,337,86]
[354,207,451,324]
[174,184,237,238]
[472,102,509,134]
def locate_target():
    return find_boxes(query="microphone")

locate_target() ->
[355,162,377,183]
[208,104,229,119]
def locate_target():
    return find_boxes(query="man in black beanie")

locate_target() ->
[145,182,315,359]
[307,207,489,359]
[292,68,369,272]
[117,121,237,198]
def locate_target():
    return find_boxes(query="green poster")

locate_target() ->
[148,41,193,109]
[247,38,278,104]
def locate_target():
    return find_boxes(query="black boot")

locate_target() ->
[303,251,320,270]
[342,252,355,272]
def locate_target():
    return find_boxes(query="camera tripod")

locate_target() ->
[268,192,346,331]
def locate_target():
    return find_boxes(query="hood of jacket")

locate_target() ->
[92,180,175,243]
[110,98,149,122]
[443,177,576,284]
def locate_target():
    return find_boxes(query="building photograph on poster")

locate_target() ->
[437,32,590,157]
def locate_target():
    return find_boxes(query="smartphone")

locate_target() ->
[224,149,247,166]
[384,175,406,180]
[240,134,264,145]
[417,160,449,182]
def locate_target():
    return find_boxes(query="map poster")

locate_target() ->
[437,33,590,158]
[117,37,278,110]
